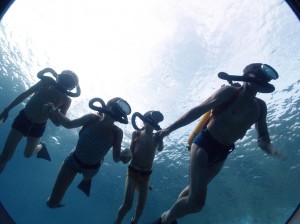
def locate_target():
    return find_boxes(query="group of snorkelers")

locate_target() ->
[0,63,283,224]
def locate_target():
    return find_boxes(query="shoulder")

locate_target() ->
[38,79,55,88]
[212,85,239,100]
[256,98,267,107]
[81,113,100,123]
[209,85,240,108]
[112,125,123,135]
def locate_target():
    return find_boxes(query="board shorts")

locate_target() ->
[12,109,46,138]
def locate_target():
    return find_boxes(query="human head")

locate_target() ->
[143,111,164,130]
[131,111,164,131]
[243,63,278,82]
[57,70,79,90]
[218,63,279,93]
[243,63,278,93]
[106,97,131,124]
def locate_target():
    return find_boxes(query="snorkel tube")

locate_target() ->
[37,68,81,97]
[89,97,131,124]
[131,111,164,131]
[218,63,279,93]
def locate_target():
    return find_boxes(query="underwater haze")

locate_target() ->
[0,0,299,223]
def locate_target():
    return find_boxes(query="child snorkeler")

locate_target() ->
[44,97,133,208]
[115,110,164,224]
[0,67,80,174]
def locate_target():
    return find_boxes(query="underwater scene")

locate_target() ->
[0,0,299,223]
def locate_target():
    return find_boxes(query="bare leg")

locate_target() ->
[178,161,224,199]
[131,179,150,224]
[0,128,23,174]
[161,144,209,224]
[115,176,136,224]
[47,162,77,208]
[24,137,41,157]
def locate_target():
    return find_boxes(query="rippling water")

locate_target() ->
[0,0,299,223]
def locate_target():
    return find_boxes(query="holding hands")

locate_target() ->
[120,148,132,164]
[43,102,60,126]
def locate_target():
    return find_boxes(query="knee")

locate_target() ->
[121,201,133,211]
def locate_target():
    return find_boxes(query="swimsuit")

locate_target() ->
[127,165,152,189]
[64,128,111,177]
[12,109,46,138]
[192,129,234,167]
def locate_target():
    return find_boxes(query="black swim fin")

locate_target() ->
[37,142,51,161]
[77,179,92,197]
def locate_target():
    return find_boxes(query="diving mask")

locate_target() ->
[132,111,164,131]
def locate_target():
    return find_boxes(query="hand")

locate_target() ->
[43,102,57,115]
[155,128,170,141]
[0,109,9,123]
[120,148,132,164]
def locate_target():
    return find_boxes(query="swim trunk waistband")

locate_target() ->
[128,165,152,176]
[73,153,101,170]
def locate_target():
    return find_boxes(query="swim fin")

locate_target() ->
[37,142,51,161]
[77,179,92,197]
[0,202,15,224]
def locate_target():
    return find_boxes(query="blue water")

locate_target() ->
[0,0,300,223]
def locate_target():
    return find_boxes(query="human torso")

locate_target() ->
[130,130,158,170]
[207,89,262,145]
[24,82,69,123]
[74,120,115,165]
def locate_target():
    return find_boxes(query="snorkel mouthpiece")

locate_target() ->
[218,63,279,93]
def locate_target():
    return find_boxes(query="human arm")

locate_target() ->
[112,126,132,163]
[159,86,236,138]
[155,133,164,152]
[49,97,72,126]
[44,103,97,129]
[0,82,40,123]
[255,99,283,159]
